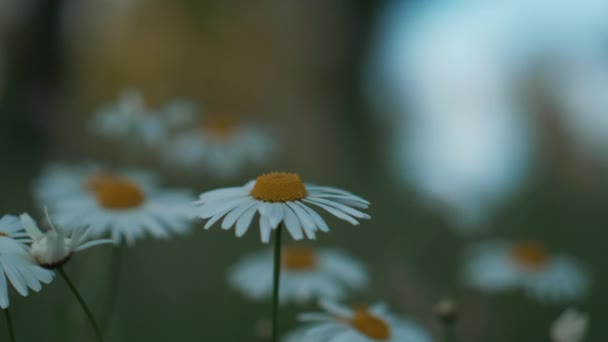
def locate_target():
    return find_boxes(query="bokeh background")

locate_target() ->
[0,0,606,341]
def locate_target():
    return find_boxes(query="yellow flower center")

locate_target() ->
[0,232,7,237]
[85,172,116,193]
[250,172,308,202]
[281,246,317,270]
[349,308,391,340]
[201,117,239,139]
[511,241,550,270]
[87,174,146,210]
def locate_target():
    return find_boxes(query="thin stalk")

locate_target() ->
[271,225,283,342]
[444,325,458,342]
[4,309,16,342]
[99,246,124,331]
[58,267,104,342]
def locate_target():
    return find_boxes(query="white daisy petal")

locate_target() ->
[0,270,9,309]
[304,200,360,225]
[305,197,371,219]
[282,204,304,240]
[236,205,258,237]
[298,202,330,233]
[222,199,257,229]
[260,216,272,243]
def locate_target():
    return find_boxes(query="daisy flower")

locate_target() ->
[89,88,167,148]
[161,116,277,177]
[20,213,112,269]
[463,240,590,303]
[286,299,432,342]
[36,163,194,245]
[551,308,588,342]
[191,172,371,242]
[229,246,368,304]
[0,214,54,309]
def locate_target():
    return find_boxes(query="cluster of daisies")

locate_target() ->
[0,89,592,342]
[89,89,277,177]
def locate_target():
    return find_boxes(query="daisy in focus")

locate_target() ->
[551,308,588,342]
[229,246,368,304]
[285,299,432,342]
[20,213,112,269]
[35,163,194,245]
[463,240,590,303]
[161,115,277,177]
[191,172,370,242]
[0,214,54,309]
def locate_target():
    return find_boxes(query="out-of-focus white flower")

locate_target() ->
[551,46,608,159]
[285,299,432,342]
[161,116,276,178]
[20,213,112,269]
[35,163,194,246]
[229,247,368,304]
[191,172,370,243]
[89,88,166,148]
[369,1,532,231]
[551,308,588,342]
[463,240,590,303]
[369,0,608,228]
[0,214,54,309]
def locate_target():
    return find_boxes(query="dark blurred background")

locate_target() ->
[0,0,606,341]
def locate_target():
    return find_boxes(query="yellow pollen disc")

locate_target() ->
[349,309,391,340]
[511,241,550,269]
[85,172,117,193]
[0,232,7,237]
[92,176,146,210]
[250,172,307,202]
[202,117,239,139]
[281,246,317,270]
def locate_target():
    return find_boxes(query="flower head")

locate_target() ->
[89,89,164,147]
[0,214,54,308]
[161,116,276,177]
[463,240,590,303]
[229,247,368,304]
[285,299,431,342]
[192,172,370,242]
[20,212,112,269]
[551,308,588,342]
[35,164,194,246]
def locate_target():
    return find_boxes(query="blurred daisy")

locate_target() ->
[191,172,370,242]
[369,0,531,231]
[286,299,432,342]
[0,214,54,309]
[20,213,112,269]
[36,164,193,245]
[551,308,588,342]
[229,247,368,304]
[89,88,167,148]
[463,240,590,303]
[162,116,277,177]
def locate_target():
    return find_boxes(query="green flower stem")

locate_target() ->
[58,267,104,342]
[4,309,16,342]
[99,246,124,331]
[271,225,283,342]
[444,325,458,342]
